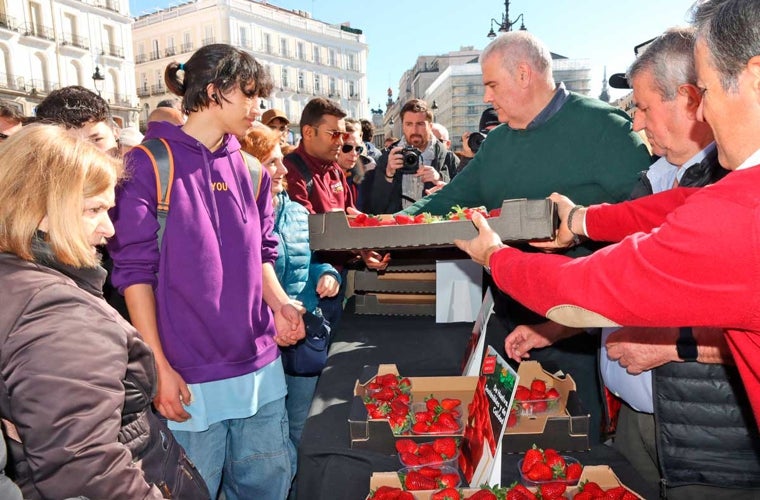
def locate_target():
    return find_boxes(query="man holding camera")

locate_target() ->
[457,107,500,172]
[366,99,458,214]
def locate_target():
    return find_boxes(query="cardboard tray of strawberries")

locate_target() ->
[308,198,556,251]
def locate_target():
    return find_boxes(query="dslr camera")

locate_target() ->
[467,131,488,154]
[398,146,422,174]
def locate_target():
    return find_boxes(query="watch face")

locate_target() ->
[677,328,698,361]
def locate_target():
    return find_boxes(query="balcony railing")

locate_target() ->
[0,73,24,92]
[136,54,147,64]
[21,23,55,41]
[165,46,176,58]
[201,37,216,46]
[149,51,160,61]
[0,14,20,32]
[150,83,166,96]
[60,33,89,50]
[137,86,150,97]
[106,43,124,58]
[180,42,193,53]
[27,78,60,95]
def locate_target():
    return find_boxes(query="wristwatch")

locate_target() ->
[676,326,698,362]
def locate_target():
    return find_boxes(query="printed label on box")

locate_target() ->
[460,346,519,488]
[462,288,494,376]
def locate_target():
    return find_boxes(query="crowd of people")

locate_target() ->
[0,0,759,498]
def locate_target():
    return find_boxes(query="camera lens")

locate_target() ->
[467,132,487,153]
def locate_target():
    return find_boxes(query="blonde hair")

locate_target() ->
[241,124,280,162]
[0,123,122,267]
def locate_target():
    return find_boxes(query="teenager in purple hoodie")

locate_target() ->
[108,44,304,500]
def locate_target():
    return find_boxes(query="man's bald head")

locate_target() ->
[148,106,184,126]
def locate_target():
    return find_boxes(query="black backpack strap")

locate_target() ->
[133,138,173,249]
[284,152,313,196]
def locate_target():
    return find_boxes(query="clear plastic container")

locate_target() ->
[397,440,461,468]
[515,394,561,416]
[397,465,461,490]
[410,402,464,435]
[517,456,582,487]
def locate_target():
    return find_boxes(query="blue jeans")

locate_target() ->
[284,373,319,450]
[172,397,295,500]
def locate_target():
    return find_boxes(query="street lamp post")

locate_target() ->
[487,0,527,38]
[91,66,105,96]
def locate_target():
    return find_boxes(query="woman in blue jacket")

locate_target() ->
[242,125,340,454]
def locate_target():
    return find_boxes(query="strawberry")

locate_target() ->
[466,489,499,500]
[506,482,538,500]
[521,445,544,473]
[432,437,458,458]
[514,386,531,401]
[403,470,438,490]
[530,379,547,393]
[418,466,442,479]
[602,486,629,500]
[545,452,566,475]
[532,400,548,413]
[573,493,594,500]
[566,462,583,482]
[394,214,414,225]
[439,472,460,488]
[415,410,434,423]
[539,482,567,500]
[440,398,461,411]
[412,421,430,434]
[578,480,604,496]
[395,438,418,454]
[437,412,460,431]
[507,408,518,427]
[400,451,420,466]
[525,462,554,482]
[432,487,461,500]
[426,397,441,412]
[488,208,501,218]
[350,213,368,227]
[546,388,561,399]
[413,213,427,224]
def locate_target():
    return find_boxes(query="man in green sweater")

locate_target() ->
[404,31,651,443]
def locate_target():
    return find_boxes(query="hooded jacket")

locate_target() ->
[108,121,279,384]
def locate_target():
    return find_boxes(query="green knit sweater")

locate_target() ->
[403,93,651,215]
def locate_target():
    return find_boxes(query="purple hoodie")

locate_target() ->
[108,121,279,384]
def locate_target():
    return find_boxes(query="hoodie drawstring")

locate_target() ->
[199,145,223,248]
[226,150,249,226]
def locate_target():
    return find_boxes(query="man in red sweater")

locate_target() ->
[455,0,760,429]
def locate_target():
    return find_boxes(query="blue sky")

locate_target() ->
[129,0,698,107]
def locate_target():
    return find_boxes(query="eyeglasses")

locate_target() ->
[315,127,351,142]
[341,144,364,154]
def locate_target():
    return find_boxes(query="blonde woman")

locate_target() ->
[0,124,208,499]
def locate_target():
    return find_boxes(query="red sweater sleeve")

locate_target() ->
[586,187,701,242]
[489,186,760,328]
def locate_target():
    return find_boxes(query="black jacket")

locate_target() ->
[366,139,459,214]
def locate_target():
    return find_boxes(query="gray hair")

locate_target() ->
[627,27,697,101]
[480,31,553,81]
[691,0,760,91]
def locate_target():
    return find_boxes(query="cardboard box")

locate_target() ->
[503,361,590,453]
[309,198,556,251]
[354,270,437,294]
[349,364,477,453]
[350,293,436,316]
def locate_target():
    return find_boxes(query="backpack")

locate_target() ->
[134,138,263,247]
[284,151,314,196]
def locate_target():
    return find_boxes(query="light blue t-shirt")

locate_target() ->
[167,357,287,432]
[599,144,714,414]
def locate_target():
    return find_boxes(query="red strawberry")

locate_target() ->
[412,421,430,433]
[530,379,547,393]
[525,462,554,482]
[546,388,561,399]
[514,386,531,401]
[506,482,538,500]
[507,408,518,427]
[403,470,438,490]
[602,486,629,500]
[521,446,544,473]
[573,493,594,500]
[437,412,460,431]
[432,437,458,458]
[400,451,420,466]
[415,410,434,424]
[466,489,499,500]
[439,472,460,488]
[566,462,583,482]
[440,398,461,411]
[578,480,604,496]
[426,397,441,412]
[418,466,442,479]
[539,482,567,500]
[532,400,548,413]
[432,487,461,500]
[545,452,566,474]
[368,485,399,499]
[394,214,414,225]
[395,438,418,454]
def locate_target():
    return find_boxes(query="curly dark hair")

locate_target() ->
[34,86,111,128]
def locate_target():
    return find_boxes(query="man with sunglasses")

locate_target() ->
[284,98,389,330]
[366,98,459,214]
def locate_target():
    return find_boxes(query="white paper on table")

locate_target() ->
[435,259,483,323]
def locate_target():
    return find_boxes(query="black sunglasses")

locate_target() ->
[341,144,364,154]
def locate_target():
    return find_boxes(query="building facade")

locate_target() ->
[0,0,138,126]
[133,0,369,134]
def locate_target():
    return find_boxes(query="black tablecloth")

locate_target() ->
[296,311,659,500]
